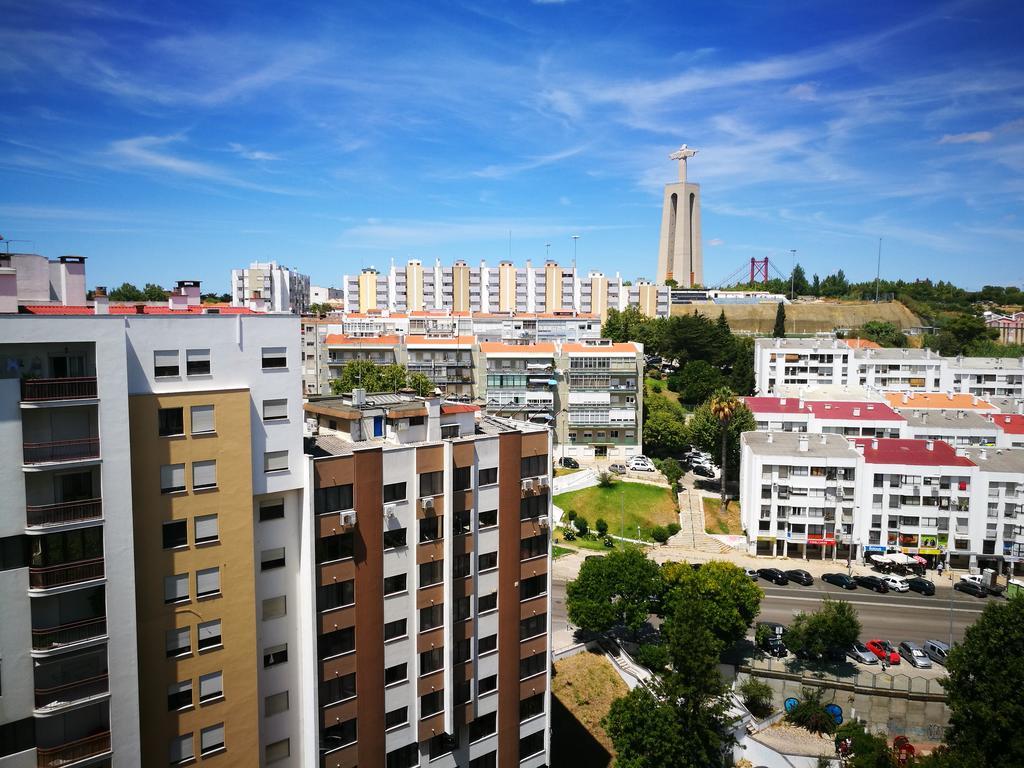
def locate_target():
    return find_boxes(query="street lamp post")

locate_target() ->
[572,235,580,273]
[620,484,624,539]
[790,249,797,300]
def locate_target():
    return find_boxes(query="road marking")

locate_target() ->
[762,593,984,614]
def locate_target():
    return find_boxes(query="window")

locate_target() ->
[384,574,407,595]
[192,460,217,490]
[262,595,286,620]
[195,514,218,544]
[520,494,547,520]
[453,466,472,491]
[261,547,286,571]
[384,662,407,685]
[186,348,211,376]
[520,614,546,640]
[416,602,444,633]
[196,567,220,598]
[264,450,289,473]
[262,347,287,369]
[161,464,186,494]
[168,680,192,711]
[520,731,544,759]
[421,691,443,716]
[319,626,356,657]
[430,731,457,758]
[0,718,35,758]
[266,739,290,763]
[453,510,471,535]
[383,528,407,549]
[478,634,497,655]
[154,350,179,378]
[318,532,354,562]
[319,579,354,610]
[521,454,547,478]
[198,619,222,651]
[520,574,546,600]
[478,551,497,572]
[163,520,187,549]
[263,643,287,668]
[387,743,419,768]
[262,398,288,421]
[479,674,497,694]
[385,706,408,729]
[419,516,441,542]
[520,651,546,679]
[165,574,189,604]
[479,591,497,613]
[479,509,497,528]
[383,482,407,503]
[453,679,472,705]
[200,723,225,756]
[420,647,444,674]
[419,470,444,497]
[169,734,194,765]
[441,424,460,439]
[321,673,356,704]
[383,619,407,641]
[166,627,190,658]
[409,415,425,426]
[452,553,471,578]
[159,407,184,437]
[454,596,471,621]
[199,671,223,703]
[520,534,547,560]
[469,712,496,742]
[191,405,215,434]
[259,499,285,521]
[323,719,357,750]
[316,484,353,514]
[470,752,497,768]
[479,467,497,485]
[420,560,443,586]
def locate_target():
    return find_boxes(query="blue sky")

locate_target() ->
[1,0,1023,292]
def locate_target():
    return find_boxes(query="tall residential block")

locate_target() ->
[231,261,311,314]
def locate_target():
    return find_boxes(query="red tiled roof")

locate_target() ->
[441,403,479,414]
[852,438,976,467]
[842,338,882,349]
[324,334,401,346]
[562,342,638,354]
[405,335,474,346]
[884,392,996,410]
[23,304,254,315]
[744,397,903,421]
[478,342,556,354]
[989,414,1024,435]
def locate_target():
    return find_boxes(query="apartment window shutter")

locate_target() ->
[200,723,225,753]
[192,460,217,489]
[263,399,288,420]
[199,671,223,701]
[191,405,215,434]
[161,464,186,492]
[165,574,189,603]
[169,735,194,763]
[196,567,220,597]
[195,514,218,543]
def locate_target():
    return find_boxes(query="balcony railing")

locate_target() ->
[26,498,102,528]
[36,731,111,768]
[21,377,98,402]
[35,673,109,710]
[32,617,107,651]
[29,558,104,590]
[23,438,100,465]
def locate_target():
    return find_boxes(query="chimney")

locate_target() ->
[853,407,861,417]
[947,391,954,400]
[871,439,879,450]
[926,440,934,451]
[972,395,978,406]
[780,398,787,405]
[766,433,773,444]
[902,393,909,404]
[855,443,865,455]
[93,286,109,315]
[820,434,828,445]
[798,436,809,452]
[352,388,366,406]
[798,398,805,409]
[957,410,965,420]
[980,448,988,461]
[135,303,146,314]
[867,404,875,410]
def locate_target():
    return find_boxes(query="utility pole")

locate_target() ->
[571,235,580,274]
[948,566,954,648]
[620,484,624,539]
[789,249,797,300]
[875,238,882,303]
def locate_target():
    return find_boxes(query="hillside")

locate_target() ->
[673,300,922,335]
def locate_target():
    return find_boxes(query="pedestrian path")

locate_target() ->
[670,486,732,554]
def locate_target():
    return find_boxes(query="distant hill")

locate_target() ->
[673,300,922,335]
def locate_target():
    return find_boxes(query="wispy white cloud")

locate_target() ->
[708,238,724,246]
[226,142,279,161]
[470,145,589,179]
[938,131,994,144]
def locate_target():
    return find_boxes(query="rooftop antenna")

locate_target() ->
[508,230,512,261]
[545,242,551,260]
[875,237,882,303]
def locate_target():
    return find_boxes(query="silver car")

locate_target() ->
[898,641,932,669]
[608,463,627,475]
[847,641,878,665]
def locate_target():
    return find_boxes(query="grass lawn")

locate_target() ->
[555,467,582,477]
[645,377,681,405]
[702,497,743,535]
[553,545,573,559]
[554,482,678,541]
[551,651,628,767]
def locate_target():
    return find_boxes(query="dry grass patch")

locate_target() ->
[703,497,743,535]
[552,651,628,763]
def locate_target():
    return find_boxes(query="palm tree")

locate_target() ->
[709,388,738,509]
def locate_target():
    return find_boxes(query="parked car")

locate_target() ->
[960,574,1006,597]
[823,572,857,590]
[608,463,627,475]
[954,579,988,598]
[745,568,759,581]
[558,456,579,469]
[627,457,656,472]
[865,639,901,665]
[882,575,910,593]
[854,575,890,594]
[898,641,933,669]
[757,622,788,657]
[757,568,790,585]
[784,569,814,586]
[923,639,950,666]
[847,641,879,665]
[692,464,715,478]
[907,577,935,596]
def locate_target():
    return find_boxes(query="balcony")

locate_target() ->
[26,498,102,529]
[29,558,104,590]
[33,617,107,652]
[35,673,109,712]
[21,377,98,403]
[36,731,111,768]
[23,438,100,466]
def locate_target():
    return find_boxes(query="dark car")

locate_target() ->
[823,572,857,590]
[757,568,789,586]
[907,577,935,596]
[692,464,715,478]
[785,569,814,586]
[558,456,579,469]
[954,580,988,598]
[855,575,890,593]
[756,622,787,658]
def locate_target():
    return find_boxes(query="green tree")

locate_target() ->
[709,389,738,508]
[785,687,837,735]
[929,313,999,357]
[308,302,334,316]
[820,269,850,298]
[142,283,167,301]
[566,548,661,636]
[688,395,756,484]
[773,302,787,337]
[739,678,775,719]
[834,720,899,768]
[407,372,435,396]
[811,274,821,295]
[595,517,609,536]
[651,525,670,543]
[672,360,724,405]
[860,320,906,348]
[597,470,616,488]
[660,457,683,488]
[660,560,762,649]
[331,359,381,394]
[783,597,860,659]
[790,264,810,296]
[940,595,1024,767]
[377,364,409,392]
[728,336,756,395]
[642,410,689,458]
[108,282,146,301]
[573,515,589,536]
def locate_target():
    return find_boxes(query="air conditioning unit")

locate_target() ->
[521,478,535,492]
[537,476,549,488]
[384,504,397,518]
[397,420,409,432]
[339,510,357,528]
[537,515,550,528]
[421,496,434,510]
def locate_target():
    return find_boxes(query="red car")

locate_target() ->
[865,639,900,665]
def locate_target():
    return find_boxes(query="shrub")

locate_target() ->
[566,510,578,522]
[651,525,670,544]
[785,688,837,735]
[634,643,670,672]
[739,678,775,719]
[648,370,662,380]
[595,518,609,536]
[651,381,663,393]
[574,515,589,536]
[561,527,576,541]
[666,522,681,537]
[597,471,615,488]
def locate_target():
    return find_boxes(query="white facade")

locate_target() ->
[231,261,311,314]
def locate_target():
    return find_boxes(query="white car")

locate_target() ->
[882,575,910,593]
[627,458,656,472]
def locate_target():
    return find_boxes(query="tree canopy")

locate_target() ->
[783,597,860,659]
[108,282,146,301]
[565,548,662,636]
[660,560,762,650]
[329,361,435,396]
[687,391,756,481]
[669,360,724,405]
[773,302,786,337]
[859,320,907,348]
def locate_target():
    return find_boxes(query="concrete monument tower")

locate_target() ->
[656,144,703,287]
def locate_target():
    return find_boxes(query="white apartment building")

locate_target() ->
[744,397,905,438]
[0,253,87,313]
[901,409,1000,447]
[962,447,1024,563]
[989,414,1024,448]
[231,261,311,314]
[753,339,857,394]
